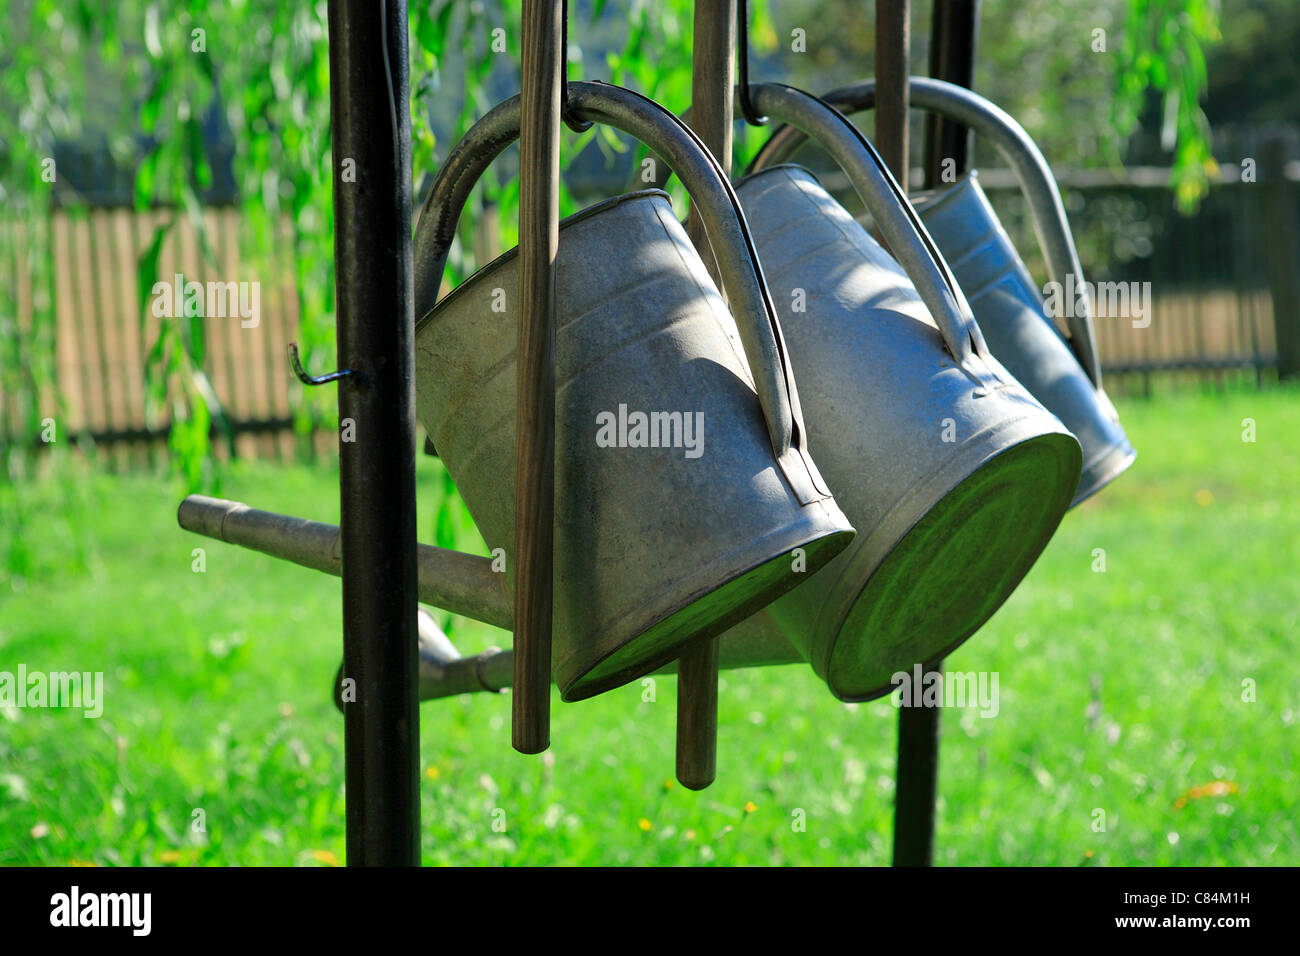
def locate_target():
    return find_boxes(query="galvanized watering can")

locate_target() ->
[632,83,1079,703]
[404,83,1086,705]
[409,81,854,702]
[750,76,1135,505]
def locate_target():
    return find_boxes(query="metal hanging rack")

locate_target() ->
[185,0,983,866]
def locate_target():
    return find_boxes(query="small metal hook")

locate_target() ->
[737,0,769,127]
[288,342,364,386]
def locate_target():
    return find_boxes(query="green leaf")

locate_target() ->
[144,3,164,60]
[186,115,213,191]
[136,219,173,325]
[134,145,161,211]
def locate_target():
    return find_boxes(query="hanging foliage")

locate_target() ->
[0,0,1216,510]
[1112,0,1221,211]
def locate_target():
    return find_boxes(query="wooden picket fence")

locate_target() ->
[2,205,310,466]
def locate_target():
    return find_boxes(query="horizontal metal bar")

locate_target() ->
[177,495,513,630]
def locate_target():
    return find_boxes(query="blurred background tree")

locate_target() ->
[0,0,1268,539]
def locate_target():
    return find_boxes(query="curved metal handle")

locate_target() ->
[744,83,993,375]
[749,76,1103,390]
[412,80,830,504]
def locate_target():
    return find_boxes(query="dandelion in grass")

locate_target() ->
[1174,779,1238,809]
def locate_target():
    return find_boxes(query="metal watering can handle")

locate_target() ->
[413,80,831,505]
[749,76,1103,391]
[744,83,992,375]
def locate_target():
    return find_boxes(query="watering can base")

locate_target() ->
[905,172,1138,511]
[818,425,1081,702]
[558,522,854,701]
[1072,438,1136,507]
[722,161,1085,703]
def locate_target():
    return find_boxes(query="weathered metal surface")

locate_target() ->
[410,81,854,703]
[415,83,834,505]
[751,76,1135,505]
[713,85,1082,702]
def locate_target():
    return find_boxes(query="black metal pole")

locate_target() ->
[874,0,910,183]
[874,0,938,870]
[893,674,941,866]
[328,0,420,866]
[923,0,979,188]
[893,0,979,868]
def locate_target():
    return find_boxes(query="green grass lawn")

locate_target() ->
[1,384,1297,866]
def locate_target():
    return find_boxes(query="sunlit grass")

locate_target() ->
[1,384,1296,865]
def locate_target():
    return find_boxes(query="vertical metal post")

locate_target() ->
[893,671,941,866]
[891,0,979,868]
[874,0,941,870]
[686,0,736,273]
[512,0,562,754]
[874,0,910,184]
[1261,134,1300,380]
[675,0,735,791]
[923,0,979,189]
[328,0,420,866]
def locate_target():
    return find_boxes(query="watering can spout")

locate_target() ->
[407,609,805,703]
[177,495,514,631]
[178,496,813,706]
[333,610,513,712]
